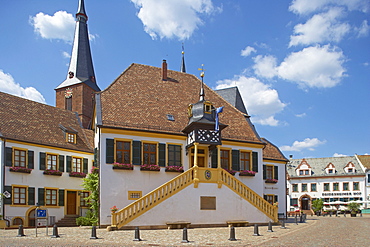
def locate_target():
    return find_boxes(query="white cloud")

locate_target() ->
[277,45,346,88]
[241,46,256,57]
[289,0,369,15]
[62,51,71,59]
[295,113,307,118]
[252,55,278,79]
[356,20,369,37]
[289,7,351,47]
[333,153,348,157]
[216,76,286,126]
[0,70,46,104]
[280,138,326,152]
[30,11,75,43]
[131,0,221,40]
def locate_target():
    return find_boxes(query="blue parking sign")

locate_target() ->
[37,209,47,218]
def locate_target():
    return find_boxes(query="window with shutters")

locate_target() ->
[220,149,230,170]
[47,153,58,170]
[72,157,82,172]
[168,144,182,166]
[45,188,58,206]
[143,143,157,165]
[240,151,251,171]
[13,186,27,205]
[116,140,131,164]
[264,194,275,205]
[266,165,274,179]
[14,149,27,167]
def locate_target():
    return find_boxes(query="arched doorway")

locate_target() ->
[299,194,312,210]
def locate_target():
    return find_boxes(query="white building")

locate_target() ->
[287,155,368,214]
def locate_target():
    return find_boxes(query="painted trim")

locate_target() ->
[114,138,133,164]
[289,174,365,180]
[7,140,93,155]
[128,191,142,200]
[11,147,28,168]
[44,187,59,207]
[222,140,264,148]
[46,153,59,170]
[101,128,187,140]
[10,185,28,206]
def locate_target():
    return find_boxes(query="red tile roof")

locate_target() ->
[0,91,93,153]
[262,138,288,162]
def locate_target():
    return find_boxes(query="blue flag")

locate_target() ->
[215,106,224,131]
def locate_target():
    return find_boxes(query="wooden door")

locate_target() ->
[190,148,206,167]
[67,191,77,215]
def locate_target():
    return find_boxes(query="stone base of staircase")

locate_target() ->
[55,215,79,227]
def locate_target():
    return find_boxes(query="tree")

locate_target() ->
[76,167,99,226]
[311,198,324,213]
[347,202,360,214]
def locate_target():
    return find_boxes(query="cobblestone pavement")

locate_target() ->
[0,215,369,246]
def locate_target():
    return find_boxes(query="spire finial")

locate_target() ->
[180,43,186,73]
[198,64,206,101]
[76,0,87,21]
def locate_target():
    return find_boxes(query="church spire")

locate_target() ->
[55,0,100,92]
[180,44,186,73]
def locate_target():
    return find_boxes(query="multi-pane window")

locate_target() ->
[240,151,251,171]
[67,133,75,144]
[265,195,274,205]
[47,154,58,170]
[220,150,230,170]
[324,183,330,191]
[266,165,273,179]
[168,144,181,166]
[80,191,89,207]
[14,149,26,167]
[302,184,308,192]
[333,183,339,191]
[116,141,131,164]
[13,187,26,205]
[343,182,349,191]
[353,182,359,190]
[143,143,156,165]
[292,184,298,192]
[72,157,82,172]
[45,189,57,206]
[311,183,317,192]
[128,191,142,200]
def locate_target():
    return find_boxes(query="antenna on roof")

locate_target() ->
[198,64,206,101]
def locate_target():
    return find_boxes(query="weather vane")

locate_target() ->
[198,64,206,81]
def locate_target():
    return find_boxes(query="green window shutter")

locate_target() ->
[58,189,65,206]
[132,141,142,165]
[211,149,218,168]
[5,147,12,167]
[94,147,98,167]
[28,187,35,205]
[27,150,34,169]
[59,155,65,172]
[252,152,258,172]
[274,166,279,180]
[3,185,12,204]
[158,143,166,167]
[66,156,72,172]
[274,195,278,203]
[106,138,114,164]
[39,152,46,170]
[83,158,88,174]
[168,145,182,166]
[263,165,266,179]
[38,188,45,206]
[231,150,240,171]
[263,195,267,201]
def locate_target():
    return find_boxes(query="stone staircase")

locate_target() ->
[55,215,79,227]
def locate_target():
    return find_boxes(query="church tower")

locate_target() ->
[55,0,100,129]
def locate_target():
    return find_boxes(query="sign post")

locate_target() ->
[36,208,48,236]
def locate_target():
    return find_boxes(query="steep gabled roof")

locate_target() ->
[0,91,93,153]
[357,155,370,170]
[261,138,288,162]
[97,63,263,144]
[216,87,248,115]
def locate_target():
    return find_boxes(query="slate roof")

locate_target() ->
[0,91,93,153]
[287,156,365,178]
[215,87,248,115]
[97,63,287,162]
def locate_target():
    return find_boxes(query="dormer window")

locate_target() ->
[325,162,336,174]
[348,168,353,173]
[67,132,76,144]
[299,169,310,176]
[204,101,212,114]
[345,162,355,173]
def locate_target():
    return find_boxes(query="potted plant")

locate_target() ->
[9,167,32,174]
[165,166,184,172]
[112,163,134,170]
[347,202,360,217]
[69,171,87,178]
[224,169,236,176]
[239,170,256,176]
[311,199,324,216]
[43,169,62,176]
[265,178,278,184]
[110,205,118,213]
[140,164,160,171]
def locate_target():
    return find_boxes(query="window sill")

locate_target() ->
[9,168,32,174]
[140,168,160,172]
[43,172,62,176]
[69,172,87,178]
[265,179,278,184]
[239,173,256,177]
[112,166,134,170]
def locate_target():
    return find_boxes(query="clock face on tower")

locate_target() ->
[65,88,73,98]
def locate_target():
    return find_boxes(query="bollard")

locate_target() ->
[360,212,363,217]
[280,220,286,229]
[228,226,237,241]
[267,221,273,232]
[344,212,346,217]
[303,214,306,222]
[17,225,26,237]
[181,227,189,243]
[253,224,260,236]
[51,224,60,238]
[295,215,298,225]
[90,225,98,239]
[133,227,142,241]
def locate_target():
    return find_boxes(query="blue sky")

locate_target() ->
[0,0,369,159]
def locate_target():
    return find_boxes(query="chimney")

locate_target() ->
[162,59,167,81]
